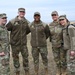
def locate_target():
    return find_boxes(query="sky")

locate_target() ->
[0,0,75,23]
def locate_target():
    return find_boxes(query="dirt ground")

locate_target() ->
[10,33,56,75]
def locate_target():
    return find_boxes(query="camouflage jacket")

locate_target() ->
[0,25,9,53]
[49,21,63,48]
[62,23,71,50]
[6,16,30,46]
[29,20,50,47]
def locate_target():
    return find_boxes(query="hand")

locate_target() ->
[0,52,5,56]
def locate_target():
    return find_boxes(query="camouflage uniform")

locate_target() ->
[58,15,71,75]
[6,8,30,73]
[61,25,70,75]
[30,20,49,68]
[66,24,75,75]
[49,21,66,69]
[0,14,10,75]
[29,12,50,75]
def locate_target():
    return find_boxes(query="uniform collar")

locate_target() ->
[53,20,58,23]
[15,16,27,23]
[0,25,6,28]
[33,20,42,24]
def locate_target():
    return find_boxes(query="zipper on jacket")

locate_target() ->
[35,25,38,46]
[20,21,22,45]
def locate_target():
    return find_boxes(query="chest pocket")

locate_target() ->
[13,21,20,30]
[55,27,62,34]
[49,26,55,35]
[30,25,35,32]
[49,25,62,36]
[14,21,20,26]
[38,25,44,32]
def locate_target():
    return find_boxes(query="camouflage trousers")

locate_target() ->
[32,46,48,69]
[11,45,29,72]
[0,52,10,75]
[52,47,67,69]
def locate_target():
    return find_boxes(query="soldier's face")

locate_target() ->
[52,14,58,21]
[1,17,7,25]
[34,15,40,22]
[18,11,25,18]
[59,19,67,26]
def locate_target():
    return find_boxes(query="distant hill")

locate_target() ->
[47,21,75,25]
[70,21,75,24]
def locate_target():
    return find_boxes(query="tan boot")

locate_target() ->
[45,68,48,75]
[25,71,30,75]
[56,68,61,75]
[35,70,38,75]
[16,71,20,75]
[34,67,39,75]
[61,68,67,75]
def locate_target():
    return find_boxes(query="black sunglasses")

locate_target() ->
[52,14,57,16]
[2,17,7,19]
[34,14,40,16]
[59,19,64,21]
[19,11,25,13]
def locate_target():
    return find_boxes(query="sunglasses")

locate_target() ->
[2,17,7,19]
[52,14,57,16]
[34,15,40,16]
[19,11,25,13]
[59,19,64,21]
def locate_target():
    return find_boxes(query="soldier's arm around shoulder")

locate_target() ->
[26,20,31,35]
[6,19,15,31]
[43,22,50,39]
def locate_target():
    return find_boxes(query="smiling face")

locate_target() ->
[18,11,25,18]
[52,14,58,21]
[59,18,67,26]
[0,17,7,25]
[34,14,40,22]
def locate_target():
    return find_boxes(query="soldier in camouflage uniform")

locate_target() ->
[6,8,30,75]
[49,11,66,75]
[29,12,50,75]
[59,15,70,75]
[0,13,10,75]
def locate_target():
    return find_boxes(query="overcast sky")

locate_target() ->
[0,0,75,22]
